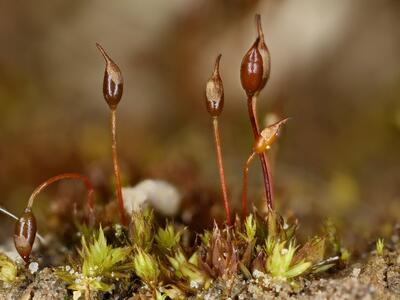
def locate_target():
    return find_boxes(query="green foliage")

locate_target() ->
[56,226,131,294]
[155,223,184,253]
[265,236,275,256]
[132,247,160,287]
[266,241,311,280]
[80,227,130,278]
[199,230,211,247]
[168,250,210,288]
[239,214,257,243]
[0,253,17,283]
[340,248,351,261]
[376,238,384,256]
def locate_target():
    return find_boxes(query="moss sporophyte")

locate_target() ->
[205,54,231,225]
[240,14,274,211]
[96,43,128,225]
[13,173,95,263]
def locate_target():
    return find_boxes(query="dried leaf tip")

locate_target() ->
[96,43,123,110]
[205,54,224,117]
[254,118,289,154]
[240,14,271,98]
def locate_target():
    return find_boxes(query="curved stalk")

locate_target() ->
[241,152,256,218]
[110,109,128,225]
[212,117,231,225]
[27,173,95,224]
[247,96,274,210]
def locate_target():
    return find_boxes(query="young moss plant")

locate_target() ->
[167,249,210,289]
[14,173,95,263]
[376,238,384,256]
[56,226,131,298]
[96,43,127,225]
[205,54,231,225]
[155,222,184,254]
[266,241,311,280]
[240,14,274,210]
[132,247,160,289]
[241,119,289,218]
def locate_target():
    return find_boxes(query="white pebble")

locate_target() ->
[28,262,39,274]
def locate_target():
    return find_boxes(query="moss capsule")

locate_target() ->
[14,208,36,263]
[205,54,224,117]
[240,14,271,98]
[96,43,124,110]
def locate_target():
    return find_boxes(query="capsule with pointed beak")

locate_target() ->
[96,43,124,110]
[240,14,271,98]
[205,54,224,117]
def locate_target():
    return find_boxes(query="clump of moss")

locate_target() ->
[55,227,131,298]
[52,208,342,298]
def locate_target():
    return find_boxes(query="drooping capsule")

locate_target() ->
[240,14,271,97]
[254,118,289,154]
[205,54,224,117]
[96,43,124,110]
[14,208,37,263]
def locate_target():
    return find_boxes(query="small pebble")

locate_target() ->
[28,262,39,274]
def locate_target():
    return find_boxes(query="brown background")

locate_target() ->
[0,0,399,247]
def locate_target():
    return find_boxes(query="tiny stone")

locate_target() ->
[190,280,200,289]
[28,262,39,274]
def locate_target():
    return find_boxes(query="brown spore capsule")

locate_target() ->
[14,208,37,263]
[96,43,124,110]
[240,14,271,97]
[205,54,224,117]
[240,40,263,98]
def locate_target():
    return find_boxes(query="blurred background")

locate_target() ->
[0,0,399,250]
